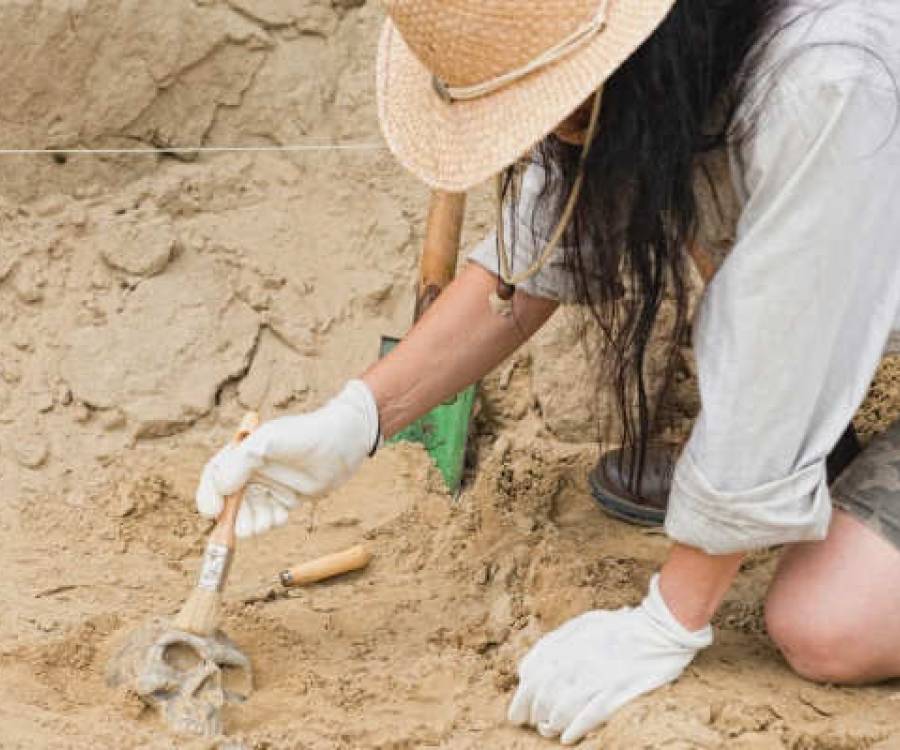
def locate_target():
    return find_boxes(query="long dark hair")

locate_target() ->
[505,0,785,489]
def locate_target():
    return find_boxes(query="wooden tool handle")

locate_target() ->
[208,412,260,548]
[414,190,466,321]
[279,545,373,588]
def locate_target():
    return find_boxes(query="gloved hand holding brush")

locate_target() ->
[196,379,380,537]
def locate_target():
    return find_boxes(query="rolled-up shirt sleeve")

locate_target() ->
[666,62,900,553]
[467,163,579,303]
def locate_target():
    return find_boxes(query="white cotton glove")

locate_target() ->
[195,379,380,537]
[508,574,713,745]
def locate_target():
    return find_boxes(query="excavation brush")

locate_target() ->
[172,412,260,636]
[106,412,259,737]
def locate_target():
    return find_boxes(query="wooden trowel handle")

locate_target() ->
[279,545,373,588]
[414,190,466,321]
[208,411,260,548]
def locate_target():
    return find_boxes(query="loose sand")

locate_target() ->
[1,2,899,748]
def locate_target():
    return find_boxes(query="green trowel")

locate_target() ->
[379,191,475,493]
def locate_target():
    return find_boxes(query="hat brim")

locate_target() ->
[376,1,676,191]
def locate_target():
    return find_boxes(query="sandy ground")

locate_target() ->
[2,2,900,748]
[3,363,900,750]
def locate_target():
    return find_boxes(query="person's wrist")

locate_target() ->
[342,379,382,456]
[658,544,744,631]
[642,574,713,648]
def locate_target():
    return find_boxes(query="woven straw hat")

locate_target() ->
[376,0,676,191]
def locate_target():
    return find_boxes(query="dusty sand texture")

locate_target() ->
[2,2,900,748]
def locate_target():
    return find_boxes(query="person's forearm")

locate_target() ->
[363,264,558,437]
[658,544,744,631]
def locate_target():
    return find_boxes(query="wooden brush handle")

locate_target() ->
[279,545,372,588]
[209,411,260,548]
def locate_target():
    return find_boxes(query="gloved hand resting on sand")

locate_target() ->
[195,379,380,537]
[509,574,712,745]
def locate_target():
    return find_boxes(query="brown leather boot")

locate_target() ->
[589,424,862,527]
[589,444,676,527]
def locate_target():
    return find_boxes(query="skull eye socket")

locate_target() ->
[163,642,204,674]
[160,641,250,700]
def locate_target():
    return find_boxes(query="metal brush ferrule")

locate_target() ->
[197,542,233,592]
[278,569,294,587]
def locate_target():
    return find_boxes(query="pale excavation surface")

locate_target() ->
[1,1,899,748]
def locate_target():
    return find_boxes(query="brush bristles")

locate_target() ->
[171,587,222,637]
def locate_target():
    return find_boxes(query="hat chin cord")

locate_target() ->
[489,86,604,317]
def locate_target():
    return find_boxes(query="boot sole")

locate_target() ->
[588,466,666,527]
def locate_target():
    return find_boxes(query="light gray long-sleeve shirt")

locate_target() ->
[468,0,900,553]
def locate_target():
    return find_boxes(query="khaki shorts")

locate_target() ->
[833,419,900,550]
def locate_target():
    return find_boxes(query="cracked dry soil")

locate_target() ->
[2,1,900,748]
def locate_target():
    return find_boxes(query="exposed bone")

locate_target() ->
[106,617,253,737]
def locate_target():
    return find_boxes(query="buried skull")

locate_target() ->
[107,618,253,736]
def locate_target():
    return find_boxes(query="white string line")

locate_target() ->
[0,142,388,156]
